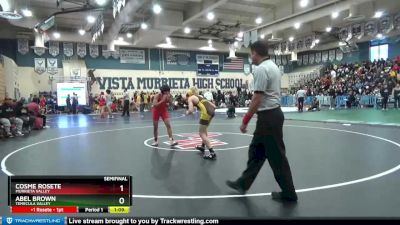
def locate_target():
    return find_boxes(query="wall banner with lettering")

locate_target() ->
[119,49,145,64]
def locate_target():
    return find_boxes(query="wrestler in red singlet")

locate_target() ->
[151,85,178,147]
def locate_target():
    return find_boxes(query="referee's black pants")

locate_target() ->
[297,97,304,112]
[236,107,297,199]
[122,100,130,116]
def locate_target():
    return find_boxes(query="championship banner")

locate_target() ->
[365,21,377,37]
[77,43,87,58]
[166,51,191,65]
[329,50,336,62]
[322,51,329,62]
[49,41,60,57]
[379,16,393,34]
[304,36,313,49]
[273,44,281,55]
[296,39,304,51]
[280,42,287,53]
[282,55,287,66]
[336,49,343,61]
[34,58,46,74]
[113,0,125,18]
[70,68,81,78]
[90,14,104,43]
[315,52,322,63]
[17,39,29,55]
[303,54,308,65]
[89,44,99,58]
[47,58,58,75]
[276,55,281,65]
[243,32,250,48]
[112,50,120,59]
[309,53,315,64]
[63,42,74,57]
[352,23,364,40]
[250,30,258,44]
[288,42,295,52]
[394,13,400,30]
[196,54,219,76]
[102,46,111,59]
[33,47,46,56]
[119,49,145,64]
[339,27,351,41]
[297,55,302,66]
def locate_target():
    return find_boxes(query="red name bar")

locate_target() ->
[11,206,78,214]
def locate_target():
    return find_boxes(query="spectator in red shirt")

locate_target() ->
[27,99,49,128]
[40,96,46,114]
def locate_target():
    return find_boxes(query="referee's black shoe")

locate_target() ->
[271,192,298,202]
[225,180,246,194]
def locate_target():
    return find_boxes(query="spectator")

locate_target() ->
[1,97,24,136]
[296,87,306,112]
[392,83,400,109]
[204,90,214,102]
[291,58,399,109]
[328,86,336,110]
[40,96,47,114]
[72,93,78,114]
[99,92,107,118]
[140,92,145,112]
[121,89,130,117]
[66,94,71,114]
[28,94,33,103]
[380,84,390,111]
[346,91,356,109]
[89,93,95,109]
[308,97,320,111]
[33,95,40,104]
[143,92,149,110]
[15,98,33,132]
[27,100,49,129]
[0,101,13,138]
[105,90,114,118]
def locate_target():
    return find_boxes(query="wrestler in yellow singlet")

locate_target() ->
[186,87,217,159]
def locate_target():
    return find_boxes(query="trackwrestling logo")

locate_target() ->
[2,216,64,225]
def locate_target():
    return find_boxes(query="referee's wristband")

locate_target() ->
[242,112,253,125]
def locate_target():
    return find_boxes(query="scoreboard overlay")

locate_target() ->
[8,176,132,214]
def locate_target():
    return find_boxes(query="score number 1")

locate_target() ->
[119,185,125,205]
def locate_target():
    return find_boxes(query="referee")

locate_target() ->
[122,89,130,117]
[226,41,297,202]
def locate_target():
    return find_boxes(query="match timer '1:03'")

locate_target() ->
[108,206,130,214]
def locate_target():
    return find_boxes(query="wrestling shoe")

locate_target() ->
[169,140,178,146]
[195,145,205,153]
[203,152,216,160]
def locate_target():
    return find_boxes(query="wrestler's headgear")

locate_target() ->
[187,87,197,96]
[160,85,170,94]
